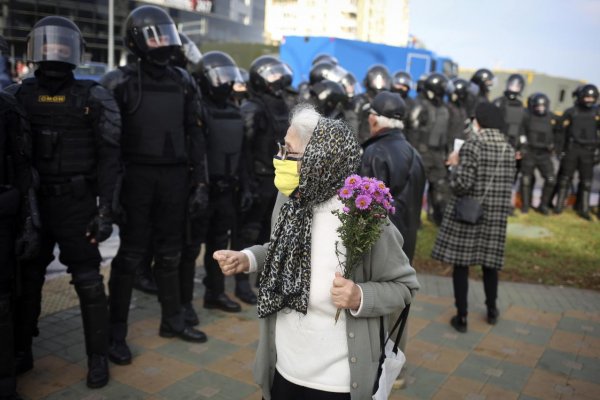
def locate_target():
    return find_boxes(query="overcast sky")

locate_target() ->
[409,0,600,83]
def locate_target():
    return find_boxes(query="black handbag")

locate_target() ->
[454,143,507,225]
[454,196,483,224]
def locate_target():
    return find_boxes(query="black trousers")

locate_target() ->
[238,175,277,247]
[520,148,556,209]
[452,265,498,317]
[271,370,351,400]
[0,217,16,396]
[558,143,595,188]
[15,186,107,356]
[109,164,188,339]
[420,148,450,225]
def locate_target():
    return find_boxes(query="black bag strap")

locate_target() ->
[373,304,411,395]
[480,143,508,202]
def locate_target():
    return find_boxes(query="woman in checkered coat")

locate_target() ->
[432,102,516,333]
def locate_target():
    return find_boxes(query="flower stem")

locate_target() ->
[334,308,342,323]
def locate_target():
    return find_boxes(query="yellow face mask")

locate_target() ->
[273,156,300,196]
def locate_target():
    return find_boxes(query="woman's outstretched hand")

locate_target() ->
[213,250,250,276]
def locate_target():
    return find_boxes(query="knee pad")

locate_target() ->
[581,180,592,192]
[154,253,182,271]
[521,175,532,186]
[74,280,106,304]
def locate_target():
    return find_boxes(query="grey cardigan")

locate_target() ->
[247,193,420,400]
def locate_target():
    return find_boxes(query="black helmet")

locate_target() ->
[309,61,335,85]
[416,74,428,94]
[196,51,242,101]
[27,16,84,67]
[391,71,413,98]
[470,68,495,94]
[340,71,358,98]
[312,53,338,66]
[0,35,8,56]
[450,78,470,102]
[309,61,350,86]
[124,5,182,66]
[171,32,202,69]
[249,55,293,95]
[424,73,449,100]
[310,80,346,115]
[576,84,599,108]
[364,64,391,95]
[527,93,550,116]
[504,73,525,99]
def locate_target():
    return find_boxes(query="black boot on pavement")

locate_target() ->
[204,291,241,312]
[450,315,467,333]
[87,354,109,389]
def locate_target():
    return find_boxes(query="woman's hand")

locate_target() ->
[331,272,362,311]
[213,250,250,276]
[446,151,460,166]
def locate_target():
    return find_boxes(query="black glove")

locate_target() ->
[240,189,254,212]
[86,206,113,244]
[188,183,209,219]
[15,216,40,261]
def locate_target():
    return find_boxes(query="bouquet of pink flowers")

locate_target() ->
[332,174,395,322]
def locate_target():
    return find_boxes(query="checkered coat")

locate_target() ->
[432,129,516,270]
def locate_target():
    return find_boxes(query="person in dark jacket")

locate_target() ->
[432,103,515,333]
[360,91,425,263]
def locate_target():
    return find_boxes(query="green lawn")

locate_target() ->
[413,210,600,291]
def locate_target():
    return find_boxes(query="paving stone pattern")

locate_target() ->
[17,271,600,400]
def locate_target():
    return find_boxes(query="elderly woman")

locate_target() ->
[214,104,419,400]
[432,102,516,333]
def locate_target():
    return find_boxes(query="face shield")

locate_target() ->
[484,76,497,89]
[506,76,524,94]
[181,41,202,66]
[257,62,293,85]
[27,25,83,66]
[206,65,243,87]
[139,23,181,51]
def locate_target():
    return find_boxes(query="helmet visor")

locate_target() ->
[27,25,82,66]
[182,41,202,66]
[207,65,243,86]
[141,23,182,49]
[370,73,391,90]
[507,77,524,93]
[257,63,293,84]
[324,65,349,83]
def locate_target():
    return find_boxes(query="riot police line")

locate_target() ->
[0,4,599,399]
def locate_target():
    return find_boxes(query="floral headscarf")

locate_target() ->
[257,118,362,318]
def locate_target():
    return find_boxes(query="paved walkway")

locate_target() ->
[17,269,600,400]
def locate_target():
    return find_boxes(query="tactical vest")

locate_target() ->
[121,68,187,163]
[17,78,96,179]
[251,93,289,173]
[422,100,449,149]
[503,99,524,139]
[448,102,468,141]
[204,102,244,179]
[569,107,598,145]
[526,114,554,149]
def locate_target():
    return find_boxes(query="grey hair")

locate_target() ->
[289,103,321,148]
[374,114,404,130]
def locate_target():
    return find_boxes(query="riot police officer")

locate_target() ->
[519,93,558,214]
[0,53,37,399]
[239,56,291,249]
[410,73,451,225]
[350,64,392,143]
[447,78,472,144]
[100,5,209,366]
[554,84,600,219]
[189,50,254,312]
[308,80,347,119]
[391,71,417,143]
[468,68,495,117]
[7,17,121,388]
[493,74,526,147]
[312,53,339,66]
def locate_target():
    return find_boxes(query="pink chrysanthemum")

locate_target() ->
[355,194,372,210]
[339,186,353,199]
[344,174,362,189]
